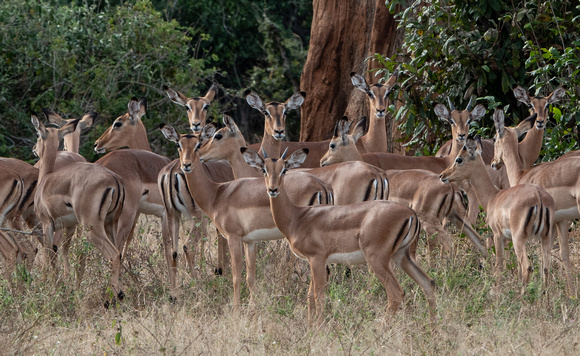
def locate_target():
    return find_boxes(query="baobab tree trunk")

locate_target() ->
[299,0,407,153]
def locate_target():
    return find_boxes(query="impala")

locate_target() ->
[163,83,218,134]
[32,115,126,301]
[198,115,389,205]
[160,124,331,310]
[440,137,554,289]
[42,107,95,154]
[320,117,487,256]
[242,147,436,325]
[93,96,221,299]
[436,85,565,169]
[350,70,398,153]
[491,109,578,294]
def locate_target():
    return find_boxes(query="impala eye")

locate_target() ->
[214,133,223,140]
[329,143,336,150]
[281,168,287,176]
[203,104,209,111]
[113,121,122,128]
[455,157,463,164]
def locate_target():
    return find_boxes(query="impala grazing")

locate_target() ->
[440,137,555,289]
[160,124,332,310]
[491,109,578,294]
[33,115,126,302]
[242,147,436,325]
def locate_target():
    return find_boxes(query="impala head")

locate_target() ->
[94,97,147,153]
[491,109,537,170]
[434,97,486,144]
[198,114,246,162]
[440,137,483,184]
[320,116,366,167]
[245,90,306,141]
[164,84,218,134]
[159,123,202,174]
[241,147,309,198]
[41,108,96,153]
[351,70,398,119]
[513,85,565,130]
[32,113,80,159]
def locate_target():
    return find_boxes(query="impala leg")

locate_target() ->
[227,237,243,311]
[540,230,553,290]
[85,226,123,301]
[511,232,531,290]
[493,231,504,281]
[161,212,178,300]
[184,210,203,276]
[309,259,328,326]
[397,248,436,320]
[0,231,18,282]
[244,241,257,304]
[372,257,404,318]
[307,278,315,322]
[555,221,573,296]
[449,214,487,257]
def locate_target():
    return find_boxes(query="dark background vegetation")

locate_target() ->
[0,0,578,162]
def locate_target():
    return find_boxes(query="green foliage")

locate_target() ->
[0,0,218,160]
[380,0,580,158]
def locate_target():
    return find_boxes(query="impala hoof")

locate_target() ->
[214,267,223,276]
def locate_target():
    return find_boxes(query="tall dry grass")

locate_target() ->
[1,216,580,355]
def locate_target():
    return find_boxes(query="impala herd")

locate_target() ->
[0,71,574,325]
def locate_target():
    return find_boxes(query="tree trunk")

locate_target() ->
[299,0,407,153]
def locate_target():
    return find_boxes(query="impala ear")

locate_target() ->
[42,107,67,127]
[285,149,309,169]
[199,123,217,143]
[335,116,351,142]
[245,91,266,113]
[127,97,145,122]
[79,112,97,130]
[163,85,189,106]
[58,118,80,141]
[434,103,450,122]
[223,114,240,134]
[464,136,478,159]
[350,73,371,94]
[547,87,566,104]
[512,85,530,105]
[285,92,306,111]
[159,123,180,143]
[204,83,219,102]
[469,104,486,121]
[385,69,399,91]
[493,109,505,137]
[515,113,537,137]
[31,113,47,139]
[351,116,367,143]
[240,147,264,170]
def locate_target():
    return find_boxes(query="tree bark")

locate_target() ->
[299,0,406,153]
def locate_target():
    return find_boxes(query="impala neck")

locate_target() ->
[63,130,81,153]
[228,148,260,179]
[130,124,152,151]
[184,151,220,215]
[463,161,499,212]
[361,117,387,153]
[268,179,302,242]
[500,139,527,186]
[517,126,543,168]
[38,140,59,180]
[260,129,281,158]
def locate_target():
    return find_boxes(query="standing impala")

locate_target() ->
[32,115,126,301]
[197,115,389,205]
[242,147,436,325]
[160,124,331,310]
[491,108,578,294]
[320,117,487,256]
[440,137,554,289]
[350,70,398,153]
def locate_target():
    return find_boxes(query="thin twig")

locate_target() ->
[0,227,42,236]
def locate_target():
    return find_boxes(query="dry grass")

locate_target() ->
[1,217,580,355]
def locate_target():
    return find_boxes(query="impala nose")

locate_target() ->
[191,123,201,133]
[457,133,466,141]
[376,108,386,117]
[273,129,285,140]
[268,188,279,197]
[181,162,192,173]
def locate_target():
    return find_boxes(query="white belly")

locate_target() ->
[502,229,512,239]
[327,250,366,265]
[242,228,284,242]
